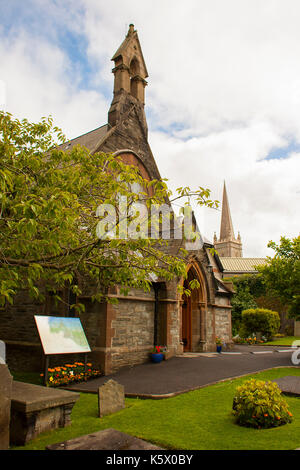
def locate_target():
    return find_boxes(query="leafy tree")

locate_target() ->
[257,236,300,319]
[0,111,219,311]
[225,274,265,334]
[230,286,258,334]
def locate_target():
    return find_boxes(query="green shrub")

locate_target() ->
[240,308,280,340]
[232,379,293,429]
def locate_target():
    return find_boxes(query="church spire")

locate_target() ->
[220,181,235,241]
[214,181,243,258]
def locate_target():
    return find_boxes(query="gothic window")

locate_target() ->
[129,58,140,99]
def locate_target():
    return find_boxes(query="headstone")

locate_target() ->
[46,428,163,450]
[274,376,300,397]
[98,379,125,418]
[0,364,13,450]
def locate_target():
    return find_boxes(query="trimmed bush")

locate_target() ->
[233,379,293,429]
[240,308,280,340]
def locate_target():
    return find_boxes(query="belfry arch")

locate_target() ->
[181,262,208,352]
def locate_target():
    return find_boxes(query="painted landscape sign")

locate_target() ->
[34,316,91,355]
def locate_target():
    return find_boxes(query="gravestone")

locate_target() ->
[98,379,125,418]
[274,376,300,397]
[46,428,163,450]
[0,364,13,450]
[10,381,80,445]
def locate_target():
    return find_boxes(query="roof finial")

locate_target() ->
[128,24,135,36]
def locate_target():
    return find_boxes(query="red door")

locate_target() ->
[182,295,192,352]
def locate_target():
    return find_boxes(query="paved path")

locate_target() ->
[65,345,298,398]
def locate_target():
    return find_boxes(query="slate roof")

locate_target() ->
[59,124,110,153]
[220,257,267,273]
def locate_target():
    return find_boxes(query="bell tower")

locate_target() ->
[108,24,148,136]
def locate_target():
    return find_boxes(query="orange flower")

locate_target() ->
[264,413,268,417]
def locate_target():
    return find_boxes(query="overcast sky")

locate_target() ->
[1,0,299,257]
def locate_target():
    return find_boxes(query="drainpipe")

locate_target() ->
[153,283,160,345]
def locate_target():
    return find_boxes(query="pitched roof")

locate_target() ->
[59,124,110,153]
[220,257,268,273]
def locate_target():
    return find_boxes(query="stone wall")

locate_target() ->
[107,288,156,373]
[214,306,232,345]
[0,291,102,372]
[100,93,161,182]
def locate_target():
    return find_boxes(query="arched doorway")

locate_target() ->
[181,263,207,352]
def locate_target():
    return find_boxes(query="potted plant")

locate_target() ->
[150,346,164,363]
[215,336,223,353]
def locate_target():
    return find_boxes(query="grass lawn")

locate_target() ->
[265,336,300,346]
[11,367,300,451]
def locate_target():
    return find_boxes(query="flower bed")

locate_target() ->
[233,333,267,345]
[42,362,102,387]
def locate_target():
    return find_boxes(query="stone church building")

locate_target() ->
[1,25,233,375]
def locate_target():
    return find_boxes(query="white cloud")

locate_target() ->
[0,80,6,109]
[149,127,300,257]
[0,27,109,139]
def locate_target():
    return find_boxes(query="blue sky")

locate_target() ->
[265,139,300,160]
[0,0,299,256]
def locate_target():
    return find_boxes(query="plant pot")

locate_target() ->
[216,345,222,353]
[151,353,164,363]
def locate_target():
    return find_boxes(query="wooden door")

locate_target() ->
[182,295,192,352]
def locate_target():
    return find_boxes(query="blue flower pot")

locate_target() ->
[217,345,222,353]
[151,353,164,363]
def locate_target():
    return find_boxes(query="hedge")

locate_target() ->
[240,308,280,340]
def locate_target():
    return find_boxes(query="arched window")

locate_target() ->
[129,58,140,99]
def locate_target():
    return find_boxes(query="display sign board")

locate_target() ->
[34,315,91,355]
